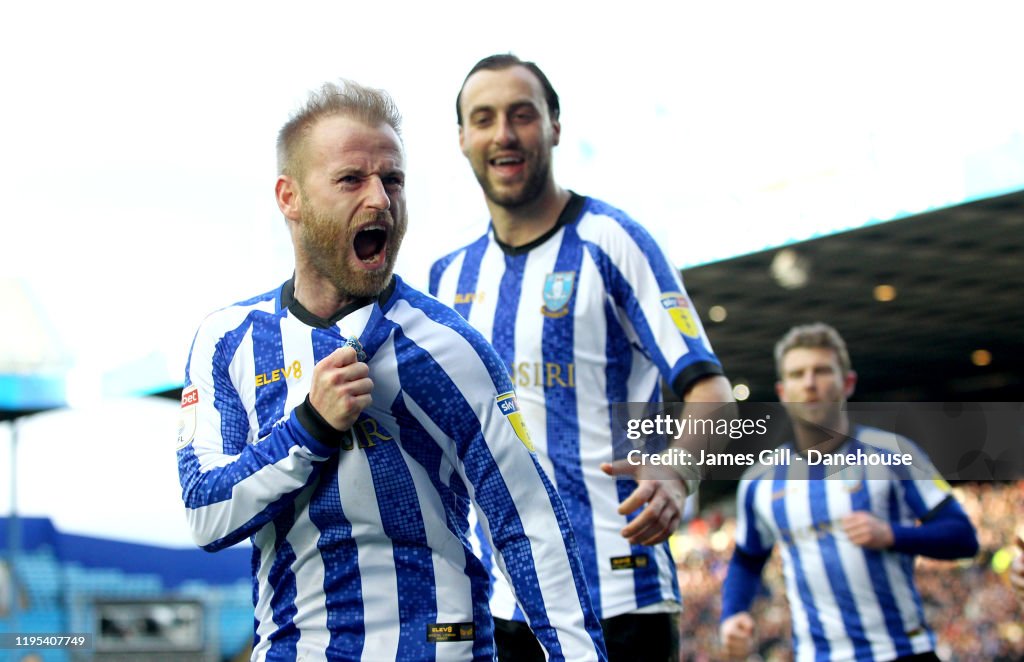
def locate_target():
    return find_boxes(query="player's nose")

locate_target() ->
[493,115,517,146]
[364,175,391,211]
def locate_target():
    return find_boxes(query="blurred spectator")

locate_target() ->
[0,558,27,616]
[0,559,9,616]
[1009,533,1024,612]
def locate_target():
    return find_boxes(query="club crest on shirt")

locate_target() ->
[541,271,575,318]
[496,392,535,451]
[176,385,199,450]
[832,463,865,492]
[660,292,699,338]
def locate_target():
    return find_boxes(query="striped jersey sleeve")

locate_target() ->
[855,428,954,519]
[734,474,776,558]
[176,289,338,551]
[574,198,722,397]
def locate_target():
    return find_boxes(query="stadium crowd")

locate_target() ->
[674,481,1024,661]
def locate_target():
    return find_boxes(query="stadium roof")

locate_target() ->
[682,188,1024,403]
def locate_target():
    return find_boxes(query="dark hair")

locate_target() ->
[455,53,560,126]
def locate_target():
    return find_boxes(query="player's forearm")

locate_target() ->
[662,375,737,490]
[890,499,979,559]
[721,547,770,619]
[180,406,336,550]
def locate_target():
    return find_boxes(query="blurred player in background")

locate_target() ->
[431,53,734,661]
[719,322,979,661]
[176,79,606,661]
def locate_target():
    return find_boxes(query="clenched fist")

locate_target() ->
[842,511,894,550]
[308,346,373,431]
[719,612,755,659]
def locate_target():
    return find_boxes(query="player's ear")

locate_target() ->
[276,175,302,223]
[551,116,561,147]
[843,370,857,398]
[458,124,468,157]
[775,380,785,401]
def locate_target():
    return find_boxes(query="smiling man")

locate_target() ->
[176,80,606,662]
[431,54,734,661]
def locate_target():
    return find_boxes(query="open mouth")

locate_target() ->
[489,155,525,174]
[490,155,524,166]
[354,225,388,265]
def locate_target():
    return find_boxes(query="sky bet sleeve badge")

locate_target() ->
[661,292,699,338]
[176,385,199,450]
[496,392,535,451]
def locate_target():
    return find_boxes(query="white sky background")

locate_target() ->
[1,0,1023,546]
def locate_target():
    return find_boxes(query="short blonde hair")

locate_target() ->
[276,79,402,180]
[774,322,852,377]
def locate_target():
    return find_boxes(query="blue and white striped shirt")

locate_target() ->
[429,193,723,621]
[177,275,606,662]
[731,427,965,662]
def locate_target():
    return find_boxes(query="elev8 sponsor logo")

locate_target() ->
[255,360,303,387]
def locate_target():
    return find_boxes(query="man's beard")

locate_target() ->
[474,151,550,209]
[299,202,407,300]
[786,401,844,436]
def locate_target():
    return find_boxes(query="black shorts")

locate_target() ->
[494,611,679,662]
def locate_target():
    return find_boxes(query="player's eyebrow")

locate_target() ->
[331,163,404,179]
[469,99,539,117]
[507,101,539,113]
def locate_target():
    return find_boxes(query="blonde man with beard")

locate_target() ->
[177,80,605,662]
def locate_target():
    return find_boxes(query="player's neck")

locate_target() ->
[792,414,851,455]
[292,265,354,319]
[489,185,570,248]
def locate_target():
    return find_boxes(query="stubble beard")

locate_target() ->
[300,202,407,300]
[788,400,845,438]
[475,151,550,209]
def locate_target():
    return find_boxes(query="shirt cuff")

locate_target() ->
[294,396,353,451]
